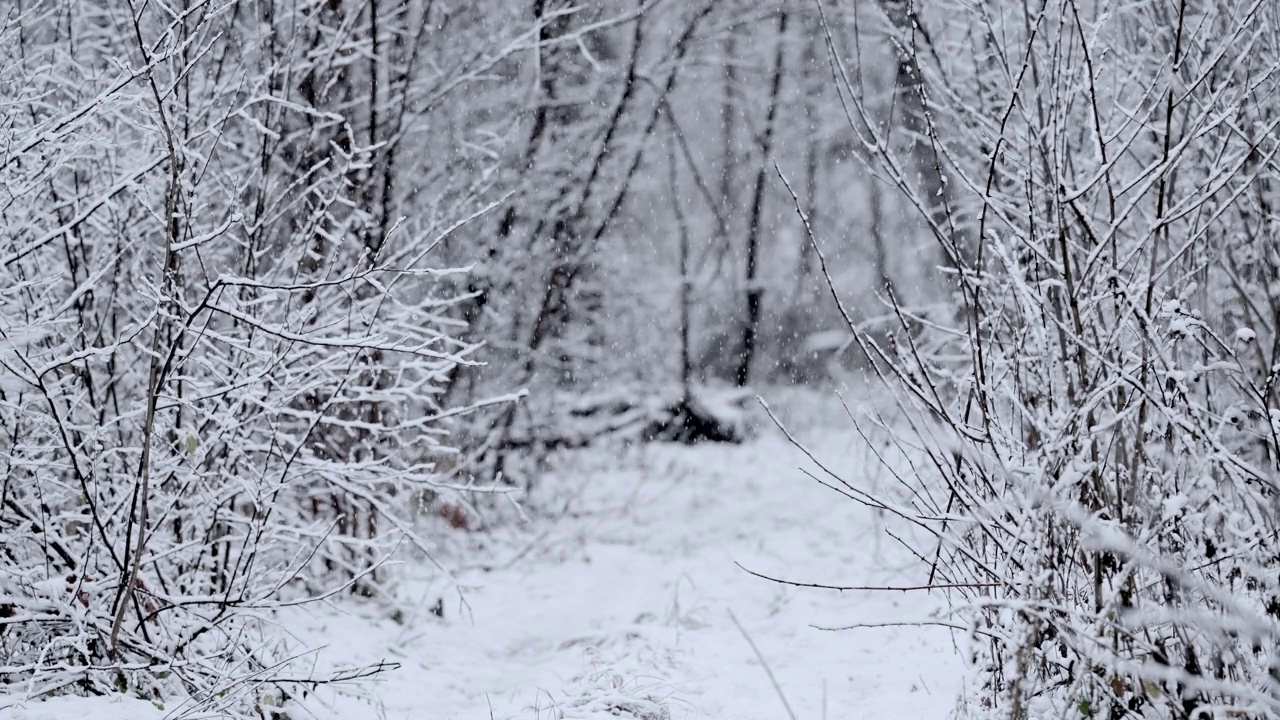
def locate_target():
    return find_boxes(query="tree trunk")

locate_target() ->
[734,9,789,388]
[669,128,693,397]
[720,29,738,230]
[795,20,821,298]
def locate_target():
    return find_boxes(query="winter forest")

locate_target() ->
[4,0,1280,718]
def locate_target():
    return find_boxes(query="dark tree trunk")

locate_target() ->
[668,128,693,397]
[734,9,789,388]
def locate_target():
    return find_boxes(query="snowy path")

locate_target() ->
[303,398,965,720]
[0,396,965,720]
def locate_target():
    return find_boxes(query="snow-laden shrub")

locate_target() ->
[800,0,1280,716]
[0,2,506,713]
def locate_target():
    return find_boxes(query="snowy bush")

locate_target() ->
[799,0,1280,717]
[0,2,506,712]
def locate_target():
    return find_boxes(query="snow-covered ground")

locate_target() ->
[1,390,966,720]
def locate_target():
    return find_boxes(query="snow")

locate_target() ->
[1,391,965,720]
[0,696,163,720]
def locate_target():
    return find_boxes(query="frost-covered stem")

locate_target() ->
[110,1,184,657]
